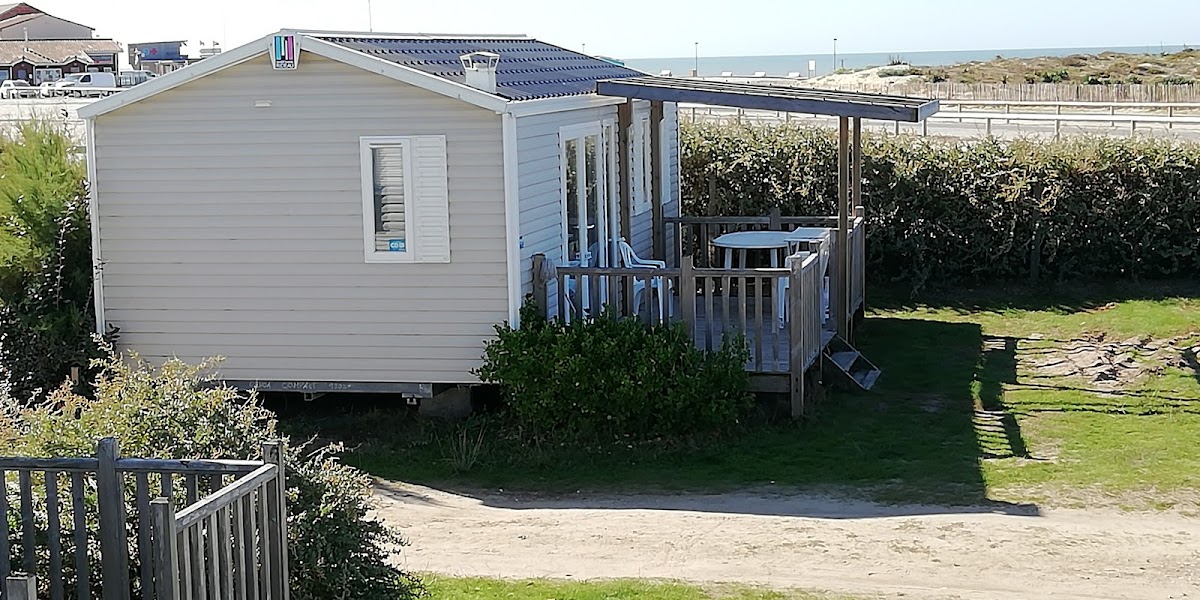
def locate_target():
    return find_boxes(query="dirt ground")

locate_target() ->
[374,481,1200,600]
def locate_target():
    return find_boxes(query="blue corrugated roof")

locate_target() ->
[314,36,645,101]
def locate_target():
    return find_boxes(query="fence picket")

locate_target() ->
[150,500,179,600]
[71,473,89,600]
[46,471,64,600]
[0,468,9,599]
[18,470,34,574]
[97,438,131,600]
[206,514,220,600]
[136,473,153,600]
[242,495,258,600]
[256,485,272,600]
[231,498,247,600]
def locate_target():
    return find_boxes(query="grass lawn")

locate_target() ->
[279,281,1200,509]
[425,576,866,599]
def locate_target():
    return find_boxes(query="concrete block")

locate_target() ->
[419,386,474,420]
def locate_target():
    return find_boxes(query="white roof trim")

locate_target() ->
[506,94,627,117]
[79,30,513,119]
[79,29,645,120]
[78,32,277,119]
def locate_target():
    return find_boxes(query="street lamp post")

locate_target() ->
[833,38,838,74]
[694,42,699,77]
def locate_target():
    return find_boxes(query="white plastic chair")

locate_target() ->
[616,238,669,320]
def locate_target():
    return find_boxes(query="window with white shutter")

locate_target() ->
[360,135,450,263]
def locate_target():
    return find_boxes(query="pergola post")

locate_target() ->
[836,117,850,341]
[852,117,863,332]
[617,101,633,243]
[650,100,666,261]
[617,100,635,309]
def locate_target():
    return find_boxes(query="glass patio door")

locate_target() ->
[561,121,617,311]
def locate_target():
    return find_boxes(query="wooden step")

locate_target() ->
[822,334,882,391]
[829,351,859,372]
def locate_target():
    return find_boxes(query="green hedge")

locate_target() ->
[476,304,752,442]
[681,123,1200,289]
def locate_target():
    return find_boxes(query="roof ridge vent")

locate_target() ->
[459,51,499,94]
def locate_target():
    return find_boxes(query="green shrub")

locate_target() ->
[1039,69,1071,83]
[681,123,1200,289]
[476,304,752,441]
[2,349,425,600]
[0,122,105,403]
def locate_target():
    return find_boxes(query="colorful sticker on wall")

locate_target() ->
[388,239,407,252]
[272,35,298,70]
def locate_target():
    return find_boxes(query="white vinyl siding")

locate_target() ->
[514,105,619,315]
[92,53,506,385]
[360,135,450,263]
[516,101,682,303]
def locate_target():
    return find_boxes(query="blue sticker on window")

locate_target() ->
[388,239,406,252]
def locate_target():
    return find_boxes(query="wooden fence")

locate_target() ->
[1,438,288,600]
[663,210,864,332]
[533,250,826,418]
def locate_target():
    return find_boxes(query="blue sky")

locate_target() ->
[41,0,1200,59]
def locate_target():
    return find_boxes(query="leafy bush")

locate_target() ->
[1,349,425,600]
[1039,69,1071,83]
[476,304,752,441]
[681,123,1200,289]
[0,122,105,403]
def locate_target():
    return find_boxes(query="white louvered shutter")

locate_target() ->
[362,135,450,263]
[410,135,451,263]
[373,145,408,252]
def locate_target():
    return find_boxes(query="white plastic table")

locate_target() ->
[712,228,831,269]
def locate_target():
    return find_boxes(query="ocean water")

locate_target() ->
[623,45,1190,78]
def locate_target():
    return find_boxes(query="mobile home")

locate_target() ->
[79,30,681,398]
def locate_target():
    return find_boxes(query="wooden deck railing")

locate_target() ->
[664,211,865,332]
[1,438,288,600]
[532,253,827,385]
[788,251,824,419]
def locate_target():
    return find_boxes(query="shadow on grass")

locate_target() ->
[868,279,1200,315]
[278,316,1042,517]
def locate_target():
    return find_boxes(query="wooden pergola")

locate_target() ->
[596,76,939,340]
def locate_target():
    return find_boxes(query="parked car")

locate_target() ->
[37,81,56,97]
[0,79,36,99]
[54,72,117,97]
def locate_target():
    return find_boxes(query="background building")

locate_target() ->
[0,39,119,82]
[0,3,94,40]
[129,40,222,75]
[0,3,119,83]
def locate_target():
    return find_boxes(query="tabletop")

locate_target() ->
[712,228,832,249]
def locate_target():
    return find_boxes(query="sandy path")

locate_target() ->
[374,482,1200,600]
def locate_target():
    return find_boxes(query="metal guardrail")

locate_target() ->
[680,102,1200,138]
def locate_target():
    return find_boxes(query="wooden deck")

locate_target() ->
[687,294,834,374]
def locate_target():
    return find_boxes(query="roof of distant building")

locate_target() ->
[313,34,646,101]
[0,5,94,33]
[0,38,120,65]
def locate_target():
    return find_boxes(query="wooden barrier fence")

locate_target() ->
[0,439,288,600]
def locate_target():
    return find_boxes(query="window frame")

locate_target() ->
[360,136,418,264]
[630,115,653,216]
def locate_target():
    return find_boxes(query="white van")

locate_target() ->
[54,72,117,97]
